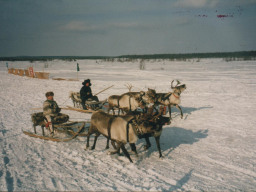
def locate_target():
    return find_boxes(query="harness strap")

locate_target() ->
[107,117,114,140]
[117,97,120,108]
[129,95,132,111]
[127,118,145,141]
[126,118,135,142]
[173,92,180,99]
[163,93,172,101]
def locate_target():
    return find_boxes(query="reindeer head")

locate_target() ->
[171,80,186,94]
[134,113,170,134]
[141,88,157,104]
[135,97,146,108]
[130,113,154,135]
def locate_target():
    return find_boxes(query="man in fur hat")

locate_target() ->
[43,91,69,135]
[80,79,99,110]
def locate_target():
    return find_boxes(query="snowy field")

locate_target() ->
[0,58,256,191]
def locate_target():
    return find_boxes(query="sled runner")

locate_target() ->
[23,112,87,142]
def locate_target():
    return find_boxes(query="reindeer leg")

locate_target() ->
[86,132,91,149]
[111,140,117,150]
[154,136,162,158]
[86,128,95,149]
[91,133,100,150]
[176,104,183,119]
[129,143,138,155]
[105,138,110,149]
[168,104,172,120]
[108,141,121,155]
[144,136,151,150]
[120,143,133,163]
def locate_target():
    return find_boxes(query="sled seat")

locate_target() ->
[31,112,69,135]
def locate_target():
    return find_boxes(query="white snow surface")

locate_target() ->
[0,59,256,191]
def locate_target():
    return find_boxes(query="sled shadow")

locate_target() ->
[137,126,208,157]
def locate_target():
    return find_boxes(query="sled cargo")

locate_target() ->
[23,112,88,142]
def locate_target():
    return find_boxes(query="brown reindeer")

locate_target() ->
[107,95,123,115]
[86,111,167,162]
[131,112,170,158]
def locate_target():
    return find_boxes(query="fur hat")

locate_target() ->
[45,91,54,97]
[82,79,91,86]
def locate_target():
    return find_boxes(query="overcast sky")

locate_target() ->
[0,0,256,57]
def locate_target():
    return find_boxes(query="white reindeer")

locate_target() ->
[69,91,82,108]
[152,80,186,119]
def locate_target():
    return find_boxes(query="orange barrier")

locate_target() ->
[24,70,29,77]
[8,67,49,80]
[8,68,14,74]
[35,72,49,79]
[13,69,19,75]
[18,69,24,76]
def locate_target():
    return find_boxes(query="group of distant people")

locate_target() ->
[43,79,97,135]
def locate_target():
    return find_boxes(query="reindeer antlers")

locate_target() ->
[125,83,133,92]
[171,80,181,89]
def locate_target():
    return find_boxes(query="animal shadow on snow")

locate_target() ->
[136,127,208,158]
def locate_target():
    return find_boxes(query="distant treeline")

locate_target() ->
[1,51,256,61]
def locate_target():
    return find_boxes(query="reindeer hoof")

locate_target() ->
[84,147,89,151]
[108,150,118,155]
[143,145,151,150]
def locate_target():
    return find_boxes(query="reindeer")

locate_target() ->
[136,113,170,158]
[106,90,154,148]
[152,80,186,119]
[86,111,169,162]
[107,84,156,115]
[69,91,82,108]
[107,95,122,115]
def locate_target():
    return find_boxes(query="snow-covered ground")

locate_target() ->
[0,58,255,191]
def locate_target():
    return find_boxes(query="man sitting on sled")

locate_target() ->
[80,79,99,110]
[43,91,69,136]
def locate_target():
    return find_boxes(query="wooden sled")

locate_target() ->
[23,122,86,142]
[23,112,88,142]
[85,98,108,111]
[66,98,108,113]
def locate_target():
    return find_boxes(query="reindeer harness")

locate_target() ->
[106,114,148,143]
[126,118,146,142]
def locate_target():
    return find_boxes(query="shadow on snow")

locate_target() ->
[136,126,208,158]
